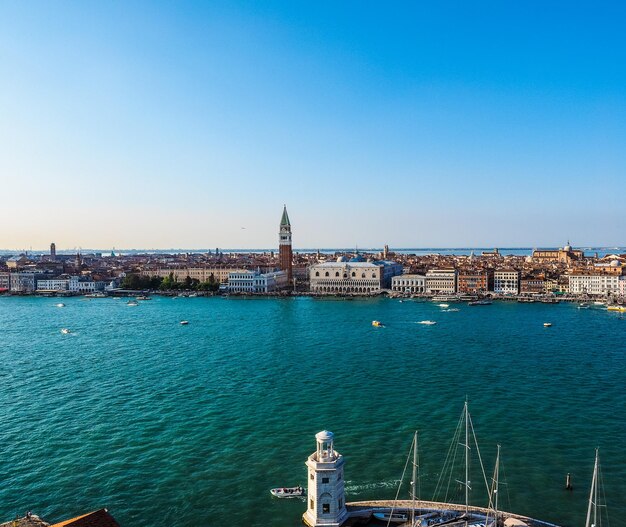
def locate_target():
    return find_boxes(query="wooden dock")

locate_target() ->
[346,500,564,527]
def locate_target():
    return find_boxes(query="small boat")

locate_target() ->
[543,322,552,327]
[437,303,449,308]
[372,320,384,327]
[468,300,492,306]
[136,295,152,301]
[55,303,65,308]
[578,303,590,309]
[541,297,559,304]
[61,328,71,334]
[85,292,106,298]
[270,485,304,498]
[127,300,139,306]
[442,308,460,312]
[180,320,189,325]
[418,320,437,325]
[607,305,626,312]
[593,301,605,306]
[372,510,409,523]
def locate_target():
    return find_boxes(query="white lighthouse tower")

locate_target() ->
[303,430,348,527]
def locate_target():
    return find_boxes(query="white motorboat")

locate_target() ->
[418,320,437,325]
[127,300,139,306]
[61,328,71,334]
[270,485,304,498]
[372,510,409,523]
[437,303,449,308]
[56,303,65,308]
[180,320,189,325]
[543,322,552,327]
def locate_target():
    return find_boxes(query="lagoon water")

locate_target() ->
[0,296,624,526]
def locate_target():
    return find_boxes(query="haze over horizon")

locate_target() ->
[1,1,625,249]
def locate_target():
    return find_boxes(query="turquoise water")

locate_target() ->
[0,296,624,526]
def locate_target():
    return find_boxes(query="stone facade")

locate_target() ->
[310,258,401,294]
[425,269,457,294]
[391,274,426,293]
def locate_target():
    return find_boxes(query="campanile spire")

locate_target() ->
[279,205,293,282]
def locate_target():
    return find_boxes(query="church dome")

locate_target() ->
[337,256,348,262]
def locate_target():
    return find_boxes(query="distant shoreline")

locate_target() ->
[1,246,624,257]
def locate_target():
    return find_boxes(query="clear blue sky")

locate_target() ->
[1,1,625,250]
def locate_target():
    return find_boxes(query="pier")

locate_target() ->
[345,500,563,527]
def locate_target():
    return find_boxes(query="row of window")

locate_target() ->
[315,271,377,278]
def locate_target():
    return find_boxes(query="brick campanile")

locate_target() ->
[279,205,293,282]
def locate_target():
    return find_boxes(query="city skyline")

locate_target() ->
[1,2,625,248]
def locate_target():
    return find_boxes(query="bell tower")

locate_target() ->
[279,205,293,282]
[303,431,348,527]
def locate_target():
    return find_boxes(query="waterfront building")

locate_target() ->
[10,272,41,293]
[309,257,402,294]
[619,276,626,298]
[532,243,584,264]
[425,269,457,294]
[493,270,520,295]
[457,271,493,294]
[71,277,97,293]
[303,431,347,527]
[391,274,426,293]
[37,278,71,292]
[279,205,293,283]
[36,276,97,293]
[0,271,9,292]
[226,270,288,293]
[520,276,545,295]
[543,278,559,293]
[567,273,621,296]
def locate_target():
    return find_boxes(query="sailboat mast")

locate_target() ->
[411,431,417,525]
[465,401,469,515]
[585,448,598,527]
[494,445,500,522]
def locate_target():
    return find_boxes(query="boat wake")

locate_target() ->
[344,479,401,493]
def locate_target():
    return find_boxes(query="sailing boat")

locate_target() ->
[585,449,607,527]
[432,401,497,527]
[485,445,501,527]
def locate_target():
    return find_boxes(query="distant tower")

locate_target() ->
[50,242,56,261]
[303,431,348,527]
[279,205,293,282]
[383,244,389,259]
[75,252,82,267]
